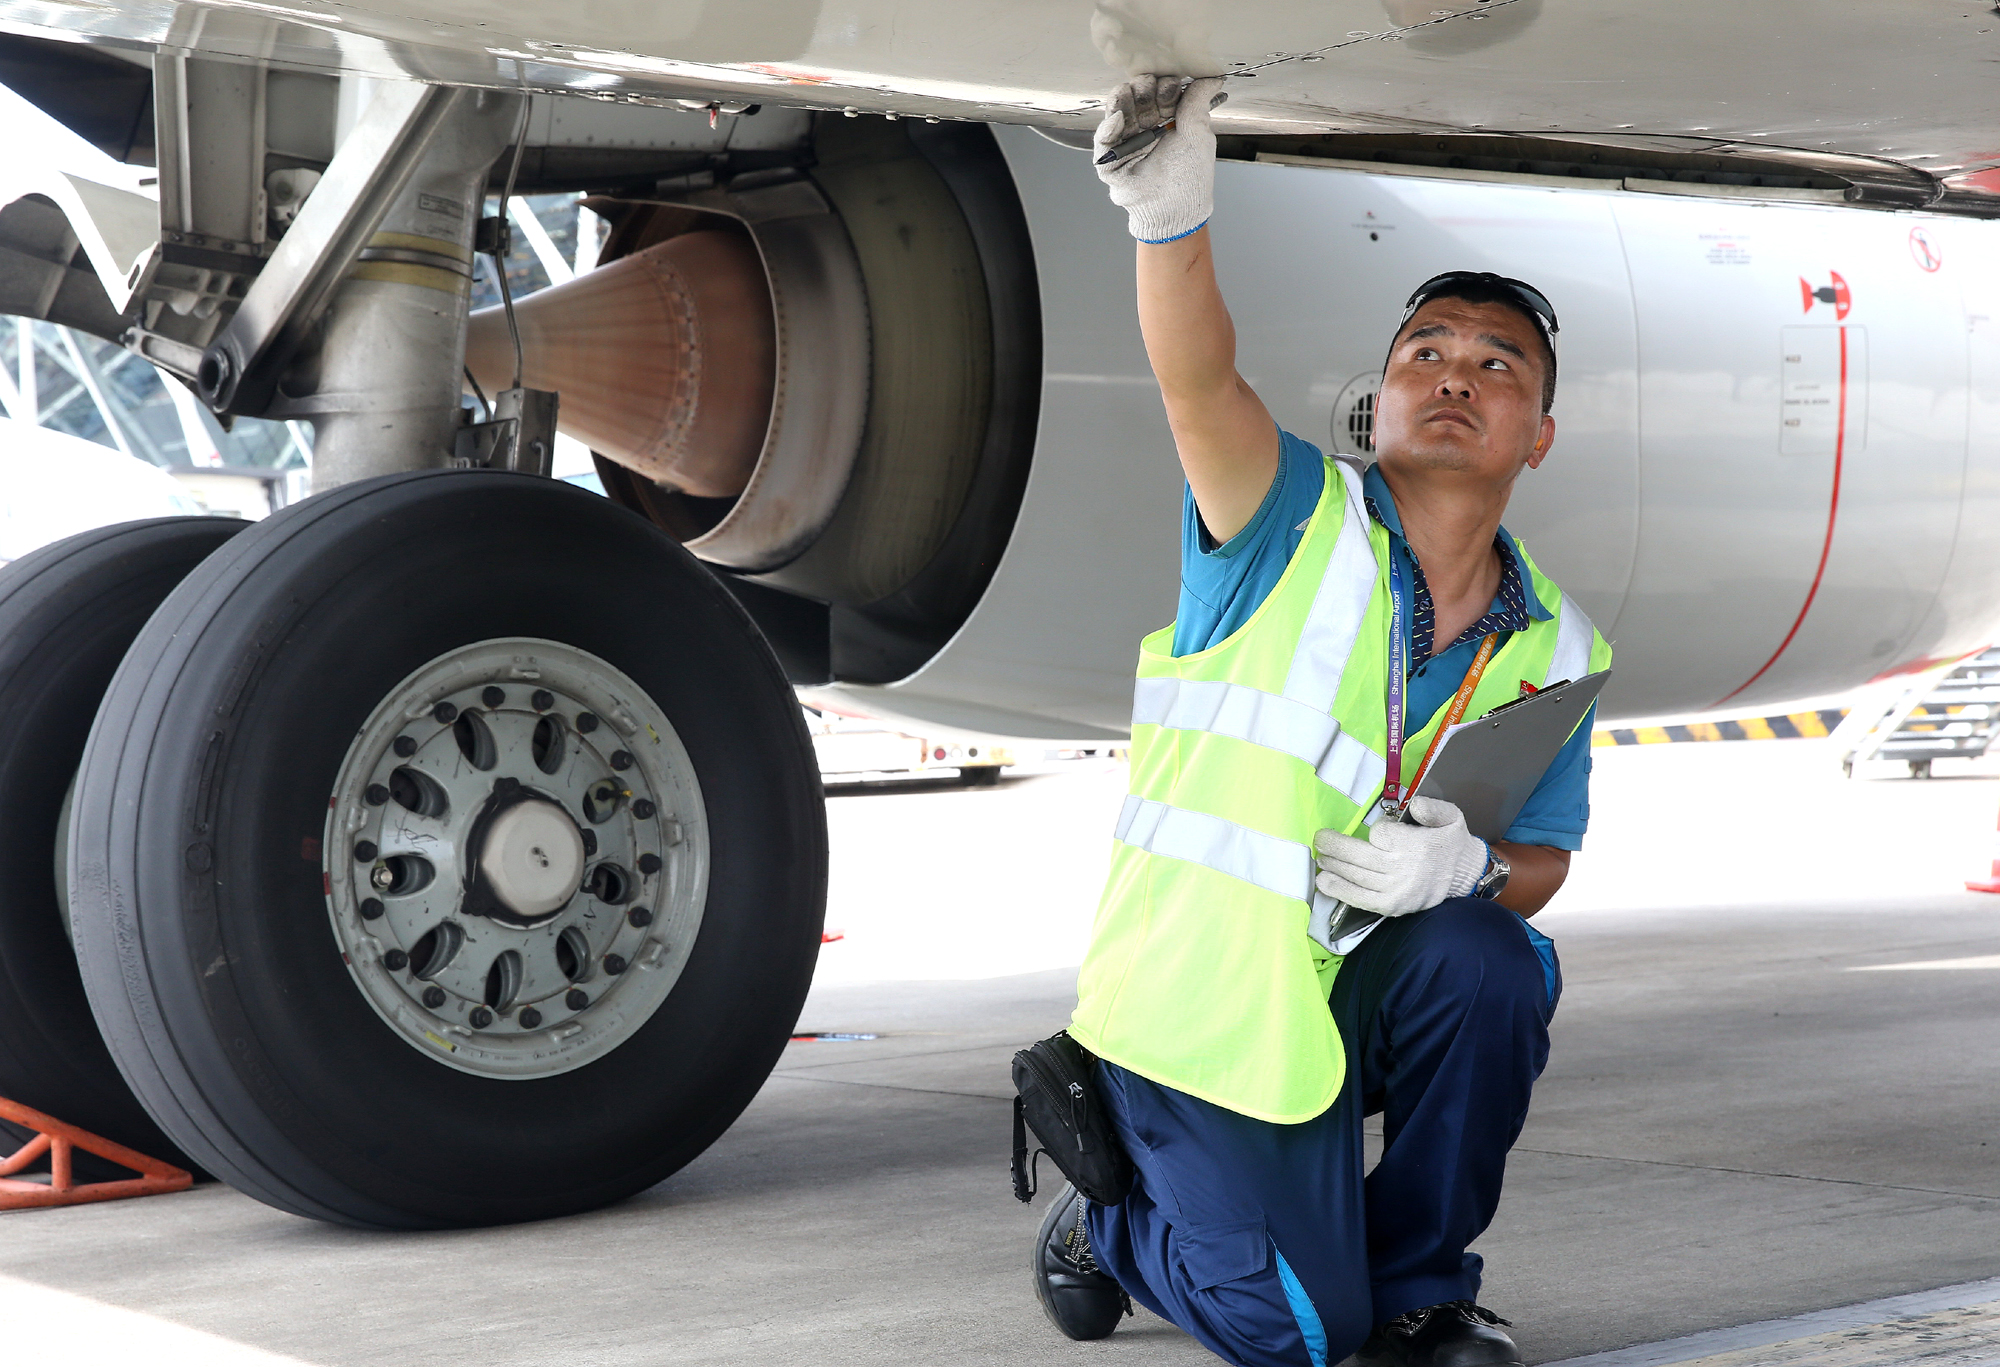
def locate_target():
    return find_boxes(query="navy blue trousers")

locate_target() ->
[1085,898,1561,1367]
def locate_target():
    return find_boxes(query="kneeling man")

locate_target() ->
[1032,77,1610,1367]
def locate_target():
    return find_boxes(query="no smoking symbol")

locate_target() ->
[1910,227,1942,272]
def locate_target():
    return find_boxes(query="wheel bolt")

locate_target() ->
[628,907,653,928]
[633,798,656,819]
[383,948,409,971]
[482,686,505,709]
[365,783,389,806]
[603,953,627,975]
[371,865,394,890]
[470,1006,493,1029]
[433,701,458,723]
[360,898,384,921]
[610,750,633,771]
[566,988,589,1011]
[354,840,377,862]
[519,1007,543,1029]
[637,853,662,875]
[580,829,598,855]
[532,689,554,711]
[575,712,598,734]
[422,986,447,1009]
[393,735,418,757]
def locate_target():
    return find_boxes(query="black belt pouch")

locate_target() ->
[1010,1029,1133,1206]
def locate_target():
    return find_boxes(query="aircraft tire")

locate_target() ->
[0,517,247,1178]
[69,471,826,1227]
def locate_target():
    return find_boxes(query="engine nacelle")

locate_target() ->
[832,131,2000,735]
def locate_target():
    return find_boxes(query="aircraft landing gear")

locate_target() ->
[66,472,826,1227]
[0,75,843,1227]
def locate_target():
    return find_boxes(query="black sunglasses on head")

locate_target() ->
[1401,271,1559,342]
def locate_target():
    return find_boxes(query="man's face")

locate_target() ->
[1371,297,1555,486]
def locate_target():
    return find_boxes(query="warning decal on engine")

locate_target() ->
[1780,326,1866,456]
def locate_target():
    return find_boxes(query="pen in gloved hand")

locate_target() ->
[1092,74,1229,243]
[1095,121,1174,165]
[1093,75,1229,166]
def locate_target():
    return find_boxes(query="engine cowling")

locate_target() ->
[824,131,2000,736]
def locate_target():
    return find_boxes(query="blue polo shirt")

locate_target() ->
[1172,428,1592,850]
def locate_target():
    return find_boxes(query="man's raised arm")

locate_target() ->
[1095,76,1280,543]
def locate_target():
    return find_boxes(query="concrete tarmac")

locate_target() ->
[8,740,2000,1366]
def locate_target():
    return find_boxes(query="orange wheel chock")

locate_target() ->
[0,1095,192,1211]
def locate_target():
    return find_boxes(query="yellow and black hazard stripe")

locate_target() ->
[1592,709,1848,747]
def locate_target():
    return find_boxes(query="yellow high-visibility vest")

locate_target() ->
[1069,456,1612,1124]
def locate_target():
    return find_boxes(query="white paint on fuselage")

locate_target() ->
[4,0,1994,176]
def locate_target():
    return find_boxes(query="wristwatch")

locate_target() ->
[1473,845,1511,900]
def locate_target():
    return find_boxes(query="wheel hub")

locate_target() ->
[323,638,708,1079]
[478,797,585,920]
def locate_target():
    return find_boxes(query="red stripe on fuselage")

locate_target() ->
[1713,326,1847,708]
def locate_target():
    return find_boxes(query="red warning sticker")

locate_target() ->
[1799,271,1851,320]
[1909,227,1942,272]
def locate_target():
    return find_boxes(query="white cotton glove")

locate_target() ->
[1092,74,1227,244]
[1312,797,1490,917]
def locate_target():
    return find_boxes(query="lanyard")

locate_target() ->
[1381,552,1501,815]
[1382,556,1410,814]
[1407,631,1498,801]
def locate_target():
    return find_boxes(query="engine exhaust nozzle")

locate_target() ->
[466,231,775,499]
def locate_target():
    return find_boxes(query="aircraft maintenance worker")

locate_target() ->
[1029,76,1612,1367]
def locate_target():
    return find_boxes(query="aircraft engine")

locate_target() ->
[820,129,2000,738]
[460,115,1043,692]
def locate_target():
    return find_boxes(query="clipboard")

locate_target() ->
[1311,669,1612,956]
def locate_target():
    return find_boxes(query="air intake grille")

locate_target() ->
[1330,372,1383,458]
[1347,391,1375,454]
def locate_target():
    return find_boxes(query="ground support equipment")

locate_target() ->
[1841,648,2000,779]
[0,1095,192,1210]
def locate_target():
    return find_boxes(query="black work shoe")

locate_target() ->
[1355,1301,1522,1367]
[1031,1183,1131,1340]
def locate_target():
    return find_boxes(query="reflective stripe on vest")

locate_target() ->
[1546,591,1596,687]
[1129,677,1388,811]
[1281,462,1376,711]
[1115,795,1315,902]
